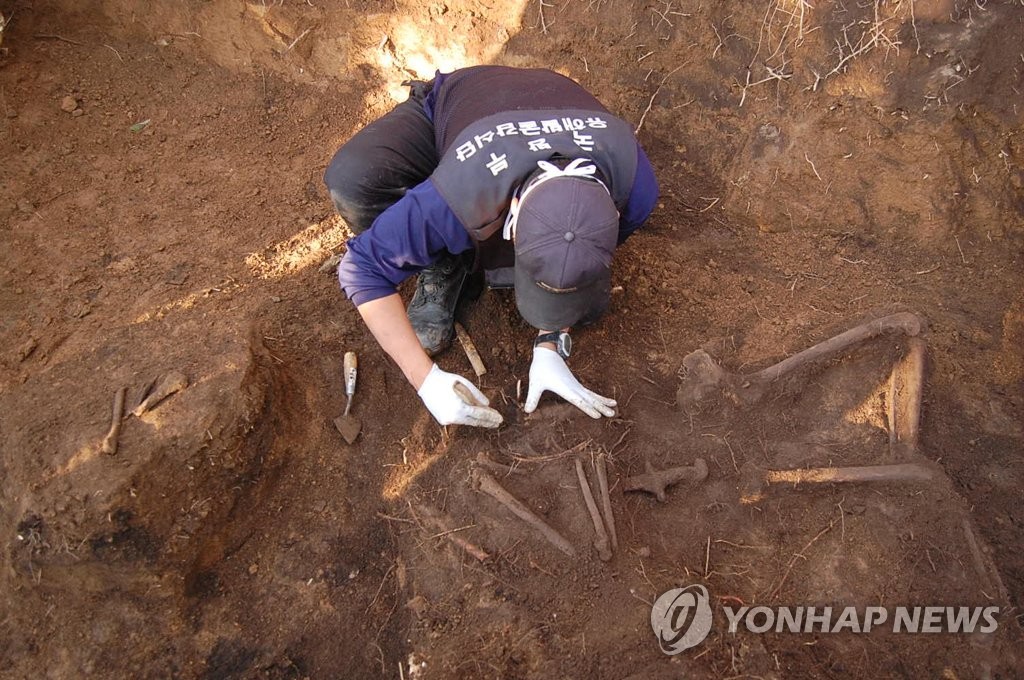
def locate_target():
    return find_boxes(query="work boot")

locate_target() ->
[407,253,468,356]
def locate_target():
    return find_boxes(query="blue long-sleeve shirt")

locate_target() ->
[339,145,657,306]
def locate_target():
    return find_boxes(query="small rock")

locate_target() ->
[637,546,651,558]
[16,198,35,214]
[248,563,259,575]
[848,504,867,515]
[6,109,16,119]
[16,338,38,362]
[165,269,188,286]
[106,257,138,275]
[406,595,429,619]
[71,108,84,117]
[60,95,79,113]
[68,302,91,319]
[318,253,343,275]
[271,295,282,303]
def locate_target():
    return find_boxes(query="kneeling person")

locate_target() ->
[325,66,659,428]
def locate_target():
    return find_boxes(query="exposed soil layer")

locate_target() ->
[1,0,1022,677]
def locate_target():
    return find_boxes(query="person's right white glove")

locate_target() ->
[417,364,503,428]
[524,347,617,419]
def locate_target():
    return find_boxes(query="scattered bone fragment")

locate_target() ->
[475,451,525,476]
[887,337,926,458]
[471,467,576,558]
[960,516,1010,604]
[100,387,127,455]
[415,504,491,563]
[624,458,709,502]
[595,454,617,550]
[134,376,157,412]
[575,458,612,561]
[132,371,189,416]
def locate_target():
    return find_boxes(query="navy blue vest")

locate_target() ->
[429,67,639,253]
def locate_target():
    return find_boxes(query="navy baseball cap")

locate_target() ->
[512,163,619,330]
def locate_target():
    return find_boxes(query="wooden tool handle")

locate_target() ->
[343,351,358,397]
[453,381,482,406]
[454,323,487,377]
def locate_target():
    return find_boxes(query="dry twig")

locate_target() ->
[537,0,552,33]
[635,65,685,134]
[33,33,83,45]
[769,518,836,600]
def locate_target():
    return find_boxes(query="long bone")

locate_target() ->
[594,454,618,551]
[887,336,926,458]
[575,458,612,562]
[677,312,923,406]
[471,467,576,558]
[739,462,940,504]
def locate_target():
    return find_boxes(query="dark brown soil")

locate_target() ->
[1,0,1021,677]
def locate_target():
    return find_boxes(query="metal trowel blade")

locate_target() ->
[333,414,361,444]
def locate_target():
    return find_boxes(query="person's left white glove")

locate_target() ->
[524,347,617,418]
[417,364,503,428]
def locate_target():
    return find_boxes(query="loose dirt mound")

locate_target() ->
[1,0,1021,677]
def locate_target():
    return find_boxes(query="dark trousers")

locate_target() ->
[324,82,438,235]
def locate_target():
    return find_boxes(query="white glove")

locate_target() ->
[417,364,503,428]
[524,347,617,419]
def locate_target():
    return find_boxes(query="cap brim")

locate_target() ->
[514,263,611,330]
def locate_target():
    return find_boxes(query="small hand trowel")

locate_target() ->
[333,351,361,444]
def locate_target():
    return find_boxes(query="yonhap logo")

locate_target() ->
[648,585,1001,654]
[650,585,714,654]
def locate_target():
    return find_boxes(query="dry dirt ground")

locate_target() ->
[1,0,1022,678]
